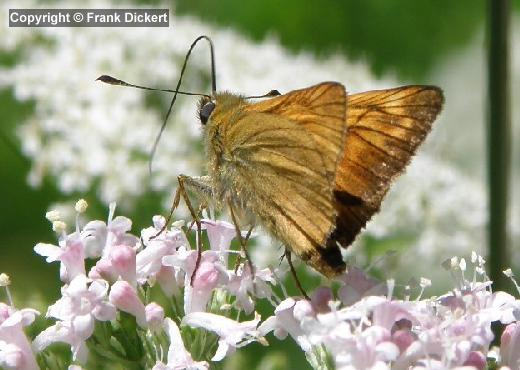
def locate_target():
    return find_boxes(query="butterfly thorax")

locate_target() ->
[203,93,257,222]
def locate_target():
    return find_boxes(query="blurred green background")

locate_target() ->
[1,1,519,369]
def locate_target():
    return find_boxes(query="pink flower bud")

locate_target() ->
[109,281,146,327]
[0,303,11,323]
[1,345,24,369]
[156,265,180,296]
[293,299,314,321]
[184,256,228,314]
[392,329,415,353]
[463,351,486,370]
[110,245,136,285]
[89,258,117,282]
[59,239,86,283]
[311,287,333,313]
[145,302,164,331]
[192,261,219,290]
[501,322,520,368]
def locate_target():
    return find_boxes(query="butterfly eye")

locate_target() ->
[199,101,216,125]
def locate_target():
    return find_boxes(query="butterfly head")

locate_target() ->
[197,93,251,128]
[198,96,216,125]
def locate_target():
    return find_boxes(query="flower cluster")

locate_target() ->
[30,200,282,369]
[1,201,520,369]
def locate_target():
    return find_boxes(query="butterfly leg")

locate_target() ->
[151,175,212,285]
[177,175,216,286]
[234,227,254,274]
[151,186,182,239]
[152,175,211,237]
[285,249,310,300]
[227,199,257,293]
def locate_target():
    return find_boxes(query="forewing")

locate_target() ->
[244,82,347,184]
[224,83,348,277]
[332,85,444,248]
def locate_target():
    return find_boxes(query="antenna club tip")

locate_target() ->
[96,75,121,85]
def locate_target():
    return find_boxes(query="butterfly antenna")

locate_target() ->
[148,35,217,174]
[96,75,210,98]
[245,90,281,99]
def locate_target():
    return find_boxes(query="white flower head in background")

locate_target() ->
[0,0,493,275]
[0,0,388,207]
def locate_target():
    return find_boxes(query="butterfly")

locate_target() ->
[98,36,444,279]
[193,82,444,277]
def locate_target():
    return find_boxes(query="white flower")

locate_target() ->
[152,318,208,370]
[258,298,315,351]
[136,216,188,285]
[335,326,399,370]
[47,275,115,324]
[33,321,89,363]
[0,0,389,211]
[227,264,275,314]
[145,303,164,332]
[183,312,263,361]
[34,275,115,363]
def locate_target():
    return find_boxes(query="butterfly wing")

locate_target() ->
[331,86,444,248]
[245,82,347,183]
[217,83,348,277]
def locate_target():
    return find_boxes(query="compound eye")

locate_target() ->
[199,101,216,125]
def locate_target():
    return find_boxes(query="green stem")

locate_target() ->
[486,0,511,292]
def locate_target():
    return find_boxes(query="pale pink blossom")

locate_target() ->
[34,232,86,283]
[337,266,387,306]
[189,256,228,314]
[200,219,245,267]
[35,275,116,362]
[81,203,138,259]
[335,326,399,370]
[0,305,39,370]
[156,265,181,297]
[47,275,116,325]
[258,298,315,351]
[0,342,27,370]
[24,201,520,368]
[163,250,228,314]
[145,302,164,332]
[372,301,417,332]
[88,257,118,282]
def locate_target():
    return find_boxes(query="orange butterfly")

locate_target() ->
[193,83,443,277]
[98,36,443,279]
